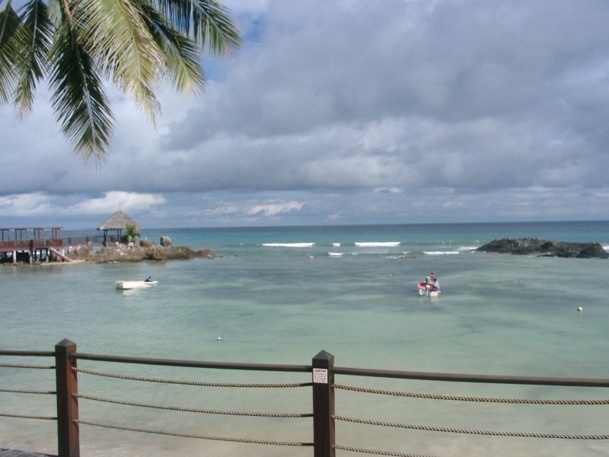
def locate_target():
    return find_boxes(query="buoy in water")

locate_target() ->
[577,307,583,312]
[217,336,222,341]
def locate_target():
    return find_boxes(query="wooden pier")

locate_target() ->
[0,227,100,264]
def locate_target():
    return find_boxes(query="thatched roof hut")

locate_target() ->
[97,210,139,244]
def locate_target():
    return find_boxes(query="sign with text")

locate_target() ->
[313,368,328,384]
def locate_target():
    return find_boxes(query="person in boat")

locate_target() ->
[421,275,433,292]
[429,272,440,291]
[145,276,152,282]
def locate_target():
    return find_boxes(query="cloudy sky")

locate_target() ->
[2,0,609,229]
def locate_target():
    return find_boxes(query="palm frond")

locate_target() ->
[14,0,53,114]
[191,0,240,55]
[1,0,241,162]
[78,0,164,123]
[48,20,114,164]
[142,2,205,94]
[0,2,24,104]
[153,0,240,54]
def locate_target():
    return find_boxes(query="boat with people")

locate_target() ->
[418,271,441,297]
[115,277,158,290]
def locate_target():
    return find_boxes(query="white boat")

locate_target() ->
[115,280,158,290]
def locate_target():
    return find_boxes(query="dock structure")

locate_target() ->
[0,227,99,265]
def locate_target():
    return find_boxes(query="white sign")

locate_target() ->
[313,368,328,384]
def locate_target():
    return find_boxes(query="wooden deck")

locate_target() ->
[0,227,102,254]
[0,450,56,457]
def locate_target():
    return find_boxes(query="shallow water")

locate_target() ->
[2,222,609,456]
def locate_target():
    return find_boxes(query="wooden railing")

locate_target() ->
[2,340,609,457]
[0,237,102,253]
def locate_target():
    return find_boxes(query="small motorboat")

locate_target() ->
[115,280,158,290]
[417,274,441,297]
[418,280,440,297]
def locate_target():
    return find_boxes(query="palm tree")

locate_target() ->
[124,223,140,243]
[0,0,240,165]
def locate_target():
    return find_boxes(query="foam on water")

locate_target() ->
[262,242,315,247]
[354,241,401,247]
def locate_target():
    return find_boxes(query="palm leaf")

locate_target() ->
[141,2,205,94]
[48,19,114,164]
[79,0,164,122]
[14,0,53,114]
[0,0,241,162]
[0,2,23,104]
[153,0,240,53]
[191,0,240,54]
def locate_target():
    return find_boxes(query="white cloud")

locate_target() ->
[245,201,304,217]
[204,205,240,216]
[374,187,403,194]
[0,191,165,223]
[0,193,54,216]
[66,192,166,215]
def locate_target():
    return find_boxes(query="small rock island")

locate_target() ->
[477,238,608,258]
[66,236,213,263]
[0,212,214,266]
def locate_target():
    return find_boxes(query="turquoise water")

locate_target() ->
[2,221,609,456]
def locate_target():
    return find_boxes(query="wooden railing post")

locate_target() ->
[55,339,80,457]
[312,350,335,457]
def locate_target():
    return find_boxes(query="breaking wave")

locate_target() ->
[262,243,315,248]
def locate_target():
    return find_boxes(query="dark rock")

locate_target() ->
[477,238,608,258]
[160,236,172,247]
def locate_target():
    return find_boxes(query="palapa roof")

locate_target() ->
[97,210,139,231]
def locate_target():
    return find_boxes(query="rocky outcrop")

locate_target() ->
[477,238,608,258]
[67,240,213,263]
[140,238,155,248]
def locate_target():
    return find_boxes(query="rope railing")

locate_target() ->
[75,419,314,447]
[334,444,438,457]
[334,414,609,440]
[72,362,314,452]
[0,388,56,395]
[3,342,609,457]
[0,412,56,421]
[334,383,609,405]
[331,380,609,456]
[0,363,55,370]
[0,357,57,426]
[75,393,313,418]
[74,366,312,388]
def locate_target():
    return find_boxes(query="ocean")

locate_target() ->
[2,221,609,456]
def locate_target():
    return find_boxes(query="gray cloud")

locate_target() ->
[2,0,609,227]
